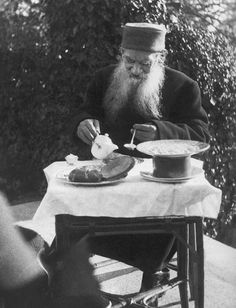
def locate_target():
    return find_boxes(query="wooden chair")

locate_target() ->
[54,214,204,308]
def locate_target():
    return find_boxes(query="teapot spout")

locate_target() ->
[91,134,119,159]
[104,144,118,157]
[111,144,119,152]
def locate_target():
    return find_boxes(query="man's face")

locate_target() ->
[121,49,159,81]
[103,48,166,123]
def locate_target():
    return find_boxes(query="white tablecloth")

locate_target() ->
[18,158,222,245]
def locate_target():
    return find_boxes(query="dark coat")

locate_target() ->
[73,65,210,157]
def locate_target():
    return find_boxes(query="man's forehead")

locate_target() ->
[122,48,155,61]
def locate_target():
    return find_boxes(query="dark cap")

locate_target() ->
[121,23,166,52]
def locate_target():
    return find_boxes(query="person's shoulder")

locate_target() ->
[92,64,117,87]
[164,66,196,87]
[95,64,117,78]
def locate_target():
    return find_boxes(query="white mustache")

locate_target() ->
[103,60,165,123]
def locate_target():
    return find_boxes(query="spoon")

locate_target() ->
[124,129,136,150]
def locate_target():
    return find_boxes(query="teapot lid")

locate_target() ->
[95,133,109,141]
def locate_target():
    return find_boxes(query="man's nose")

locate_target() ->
[130,63,142,75]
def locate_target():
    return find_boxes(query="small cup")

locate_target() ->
[65,154,78,165]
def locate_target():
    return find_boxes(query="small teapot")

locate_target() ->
[91,134,118,160]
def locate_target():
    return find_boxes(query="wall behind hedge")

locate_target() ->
[0,0,235,242]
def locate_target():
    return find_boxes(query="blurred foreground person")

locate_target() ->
[74,22,210,306]
[0,193,46,307]
[0,192,107,308]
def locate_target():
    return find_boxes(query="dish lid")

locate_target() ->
[136,139,210,157]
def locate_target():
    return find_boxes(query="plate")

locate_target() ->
[56,173,125,186]
[140,166,204,183]
[136,140,210,157]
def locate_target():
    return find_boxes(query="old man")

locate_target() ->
[74,22,210,304]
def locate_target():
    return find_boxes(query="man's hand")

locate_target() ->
[133,123,158,142]
[77,119,100,145]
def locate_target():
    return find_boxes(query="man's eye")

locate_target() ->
[125,57,135,64]
[141,62,151,67]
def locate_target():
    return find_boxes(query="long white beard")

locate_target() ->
[103,60,165,124]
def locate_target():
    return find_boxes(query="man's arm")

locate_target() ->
[151,80,210,142]
[71,71,105,144]
[76,75,105,124]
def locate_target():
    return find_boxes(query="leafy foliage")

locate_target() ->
[0,0,235,243]
[165,1,236,241]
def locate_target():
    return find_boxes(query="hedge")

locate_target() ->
[0,0,235,242]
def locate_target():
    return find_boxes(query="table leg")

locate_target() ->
[189,222,197,301]
[195,219,204,308]
[178,224,189,308]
